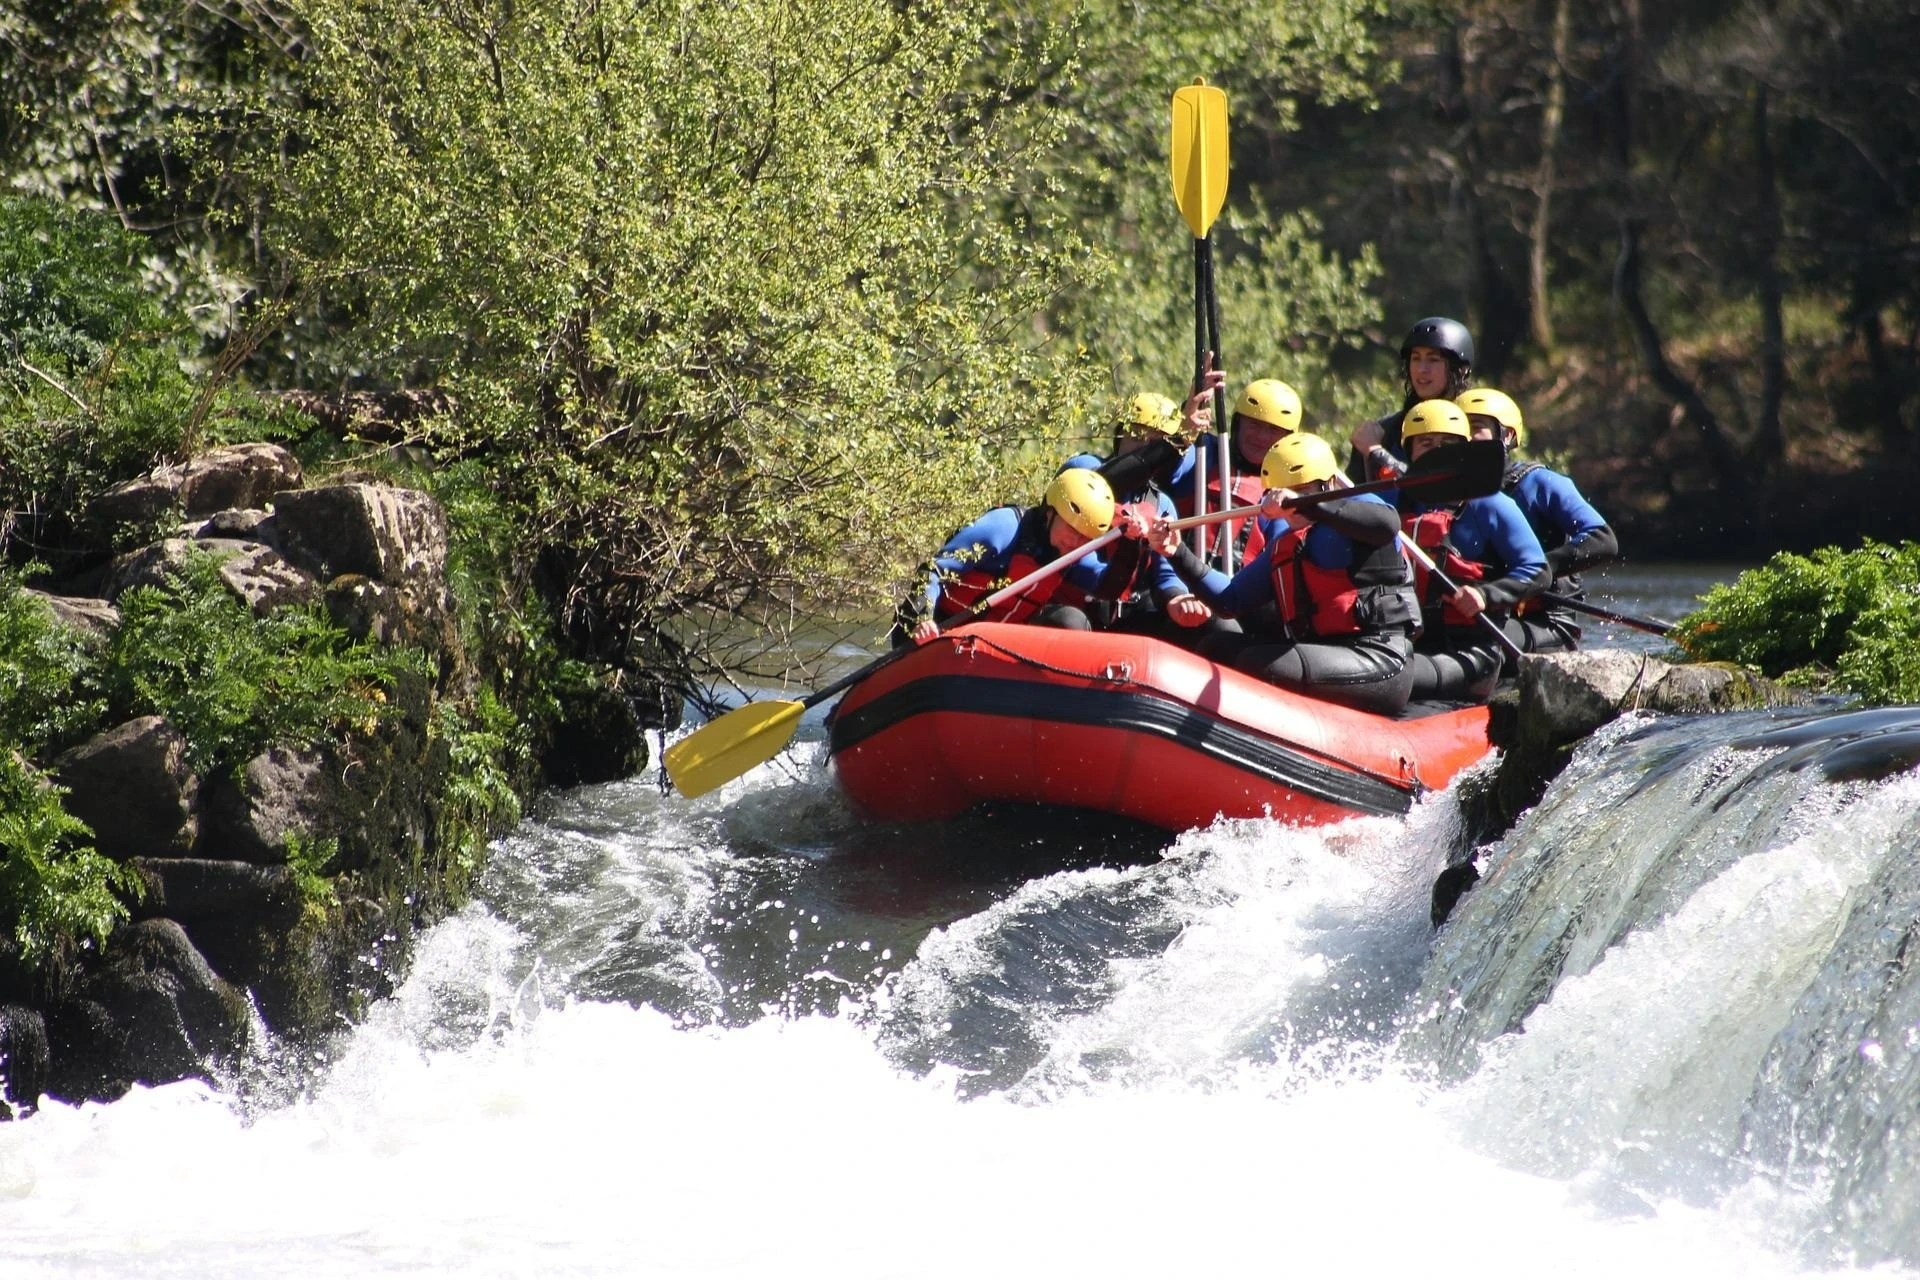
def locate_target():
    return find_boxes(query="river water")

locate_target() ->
[8,566,1920,1277]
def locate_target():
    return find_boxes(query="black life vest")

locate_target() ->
[1268,518,1419,640]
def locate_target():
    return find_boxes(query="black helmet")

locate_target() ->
[1399,316,1475,368]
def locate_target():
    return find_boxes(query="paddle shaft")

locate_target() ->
[1191,240,1210,562]
[1163,460,1482,533]
[1400,532,1524,661]
[1539,590,1675,636]
[1205,239,1231,574]
[802,527,1125,711]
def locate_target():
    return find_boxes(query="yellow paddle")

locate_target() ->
[663,528,1124,798]
[1171,78,1232,571]
[1170,79,1228,239]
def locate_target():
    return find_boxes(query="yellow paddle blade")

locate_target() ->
[663,699,806,798]
[1170,79,1229,238]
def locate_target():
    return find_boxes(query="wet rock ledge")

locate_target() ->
[0,442,657,1109]
[1478,648,1817,834]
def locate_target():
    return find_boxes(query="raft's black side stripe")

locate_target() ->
[828,674,1415,818]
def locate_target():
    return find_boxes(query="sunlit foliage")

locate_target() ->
[240,0,1109,679]
[1675,542,1920,705]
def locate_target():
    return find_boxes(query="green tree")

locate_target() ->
[0,194,298,562]
[1019,0,1396,424]
[0,0,289,336]
[240,0,1107,684]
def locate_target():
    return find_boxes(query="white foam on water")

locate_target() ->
[0,992,1843,1279]
[0,759,1904,1277]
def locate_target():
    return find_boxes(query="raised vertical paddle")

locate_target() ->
[1171,79,1229,563]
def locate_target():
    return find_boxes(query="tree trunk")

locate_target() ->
[1441,21,1525,381]
[1752,80,1786,463]
[1856,296,1908,446]
[1607,0,1744,500]
[1528,0,1571,352]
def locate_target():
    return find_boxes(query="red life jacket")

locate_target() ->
[1403,507,1488,629]
[934,507,1073,624]
[1266,523,1366,638]
[1175,468,1269,560]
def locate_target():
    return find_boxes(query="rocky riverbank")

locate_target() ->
[0,441,660,1109]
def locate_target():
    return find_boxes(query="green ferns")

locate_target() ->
[104,552,416,777]
[0,570,105,756]
[0,754,140,966]
[1675,541,1920,705]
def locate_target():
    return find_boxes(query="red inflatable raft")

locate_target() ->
[827,623,1494,832]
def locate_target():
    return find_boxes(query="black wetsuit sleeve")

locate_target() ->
[1303,496,1400,547]
[1478,562,1550,611]
[1346,414,1407,482]
[1547,525,1619,577]
[1166,543,1214,593]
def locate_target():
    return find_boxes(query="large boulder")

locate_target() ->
[198,746,334,864]
[46,919,250,1097]
[191,508,277,544]
[105,537,317,616]
[322,573,436,648]
[540,676,649,788]
[271,484,448,590]
[52,717,198,859]
[24,590,119,639]
[1484,649,1814,830]
[130,858,300,922]
[91,443,303,530]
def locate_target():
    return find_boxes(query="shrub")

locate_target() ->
[1674,541,1920,704]
[101,551,417,776]
[0,566,106,756]
[432,688,526,879]
[241,0,1106,687]
[0,195,304,562]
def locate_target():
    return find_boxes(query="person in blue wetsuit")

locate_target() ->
[1163,372,1304,566]
[1347,317,1476,483]
[1456,388,1620,658]
[1396,399,1549,704]
[899,466,1116,646]
[1126,432,1421,716]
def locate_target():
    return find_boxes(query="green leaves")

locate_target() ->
[104,550,414,777]
[0,752,137,967]
[0,568,105,756]
[1675,541,1920,705]
[247,0,1108,678]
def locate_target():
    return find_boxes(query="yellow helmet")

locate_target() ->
[1261,433,1339,489]
[1234,378,1303,432]
[1044,467,1115,538]
[1115,391,1182,440]
[1400,398,1472,442]
[1455,388,1526,448]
